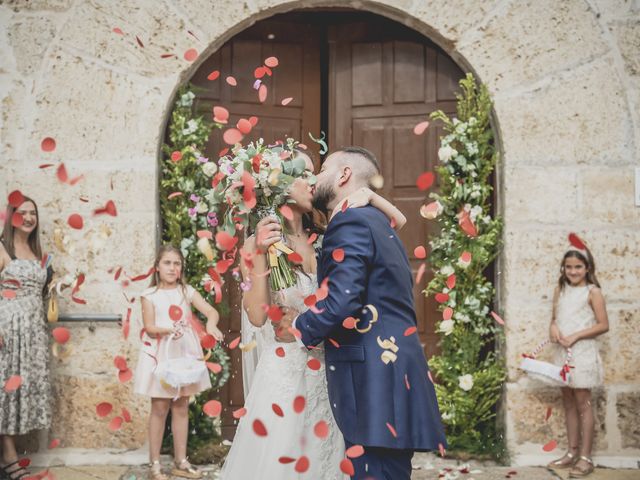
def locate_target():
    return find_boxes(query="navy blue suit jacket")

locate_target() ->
[295,206,447,451]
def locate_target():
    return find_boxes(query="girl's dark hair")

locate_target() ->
[1,195,43,260]
[149,244,189,300]
[558,246,601,291]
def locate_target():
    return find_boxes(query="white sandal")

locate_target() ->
[148,460,169,480]
[171,458,203,479]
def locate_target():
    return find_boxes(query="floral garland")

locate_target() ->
[425,74,506,456]
[159,87,230,448]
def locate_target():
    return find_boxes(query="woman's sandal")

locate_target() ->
[0,461,29,480]
[171,458,203,479]
[569,456,595,478]
[547,450,578,469]
[148,460,169,480]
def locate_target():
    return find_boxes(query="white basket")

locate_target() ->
[519,340,572,387]
[154,329,207,389]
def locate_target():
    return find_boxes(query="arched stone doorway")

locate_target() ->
[184,9,466,439]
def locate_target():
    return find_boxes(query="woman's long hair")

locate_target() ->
[558,247,601,291]
[1,195,43,259]
[149,244,189,301]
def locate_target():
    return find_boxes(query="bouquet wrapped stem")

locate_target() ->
[260,207,297,291]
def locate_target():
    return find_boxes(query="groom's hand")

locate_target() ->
[272,307,298,343]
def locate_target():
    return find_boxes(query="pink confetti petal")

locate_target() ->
[413,120,430,135]
[226,76,237,86]
[281,97,293,106]
[184,48,198,62]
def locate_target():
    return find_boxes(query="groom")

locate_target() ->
[276,146,447,479]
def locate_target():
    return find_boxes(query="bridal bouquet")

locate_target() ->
[201,138,311,291]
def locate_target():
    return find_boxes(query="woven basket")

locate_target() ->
[519,340,572,387]
[154,329,207,389]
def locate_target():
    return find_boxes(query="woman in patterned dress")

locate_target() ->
[0,195,52,480]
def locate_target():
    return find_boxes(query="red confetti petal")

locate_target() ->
[96,402,113,418]
[18,459,30,468]
[118,368,132,383]
[415,264,426,284]
[122,408,132,423]
[342,317,356,329]
[183,48,198,62]
[203,400,222,417]
[416,171,435,190]
[267,304,283,322]
[280,205,294,221]
[458,210,478,237]
[228,336,241,349]
[223,128,243,145]
[275,346,285,358]
[443,307,453,320]
[2,290,17,300]
[93,200,117,217]
[328,338,340,348]
[67,214,83,230]
[207,362,222,374]
[258,84,267,103]
[435,293,450,304]
[232,407,247,419]
[542,439,558,452]
[56,163,68,183]
[294,456,309,473]
[341,199,349,213]
[272,403,284,417]
[171,151,182,162]
[264,56,279,67]
[293,395,306,413]
[414,246,427,259]
[168,305,182,321]
[446,274,456,290]
[413,120,430,135]
[112,27,124,35]
[201,334,216,350]
[11,212,24,227]
[108,416,123,431]
[345,444,365,458]
[386,422,397,437]
[113,355,127,371]
[278,456,296,464]
[313,420,329,439]
[545,407,553,422]
[236,118,252,135]
[52,327,71,344]
[8,190,24,208]
[226,76,237,86]
[252,419,268,436]
[216,231,238,251]
[491,311,505,326]
[249,116,259,126]
[404,373,411,390]
[460,251,472,263]
[340,458,355,476]
[41,137,56,152]
[404,326,417,336]
[48,438,60,449]
[332,248,345,262]
[281,97,293,106]
[213,106,229,124]
[439,442,446,457]
[4,375,22,392]
[307,358,321,371]
[288,252,303,264]
[207,70,220,81]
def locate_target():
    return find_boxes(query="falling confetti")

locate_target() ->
[413,246,426,259]
[207,70,220,81]
[51,327,71,344]
[96,402,113,418]
[67,214,83,230]
[293,395,306,413]
[416,171,435,191]
[4,375,22,392]
[41,137,56,152]
[226,76,237,86]
[314,420,329,439]
[568,232,587,250]
[203,400,222,417]
[183,48,198,62]
[542,439,558,452]
[413,120,429,135]
[332,248,345,262]
[252,419,268,436]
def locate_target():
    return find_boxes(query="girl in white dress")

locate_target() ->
[134,245,224,480]
[220,151,406,479]
[547,240,609,478]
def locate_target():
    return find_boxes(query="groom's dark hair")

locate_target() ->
[335,146,381,175]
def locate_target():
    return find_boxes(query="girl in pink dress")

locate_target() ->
[133,245,223,480]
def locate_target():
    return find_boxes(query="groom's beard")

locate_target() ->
[312,183,335,215]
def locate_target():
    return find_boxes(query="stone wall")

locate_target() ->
[0,0,638,467]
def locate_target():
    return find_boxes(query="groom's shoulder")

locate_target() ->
[329,205,377,230]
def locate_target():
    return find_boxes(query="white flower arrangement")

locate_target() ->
[458,374,474,391]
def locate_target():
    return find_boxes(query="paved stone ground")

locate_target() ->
[34,453,639,479]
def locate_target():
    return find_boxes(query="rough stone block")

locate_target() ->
[610,18,640,78]
[458,0,609,92]
[7,13,57,76]
[2,0,72,11]
[494,58,632,167]
[616,391,640,449]
[504,166,579,225]
[603,307,640,384]
[580,167,640,225]
[507,386,608,451]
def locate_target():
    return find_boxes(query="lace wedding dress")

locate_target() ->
[219,271,346,479]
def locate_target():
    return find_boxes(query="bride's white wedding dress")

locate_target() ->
[220,271,346,479]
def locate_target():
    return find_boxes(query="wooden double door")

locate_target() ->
[190,11,464,439]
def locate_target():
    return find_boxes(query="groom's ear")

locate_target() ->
[338,166,352,187]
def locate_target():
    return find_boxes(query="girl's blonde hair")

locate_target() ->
[149,244,189,301]
[558,246,601,291]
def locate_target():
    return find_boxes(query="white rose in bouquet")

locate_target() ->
[458,374,474,391]
[439,319,455,336]
[202,161,218,177]
[438,145,457,163]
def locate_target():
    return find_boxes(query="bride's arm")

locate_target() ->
[341,187,407,230]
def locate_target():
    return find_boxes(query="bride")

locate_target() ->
[219,149,405,479]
